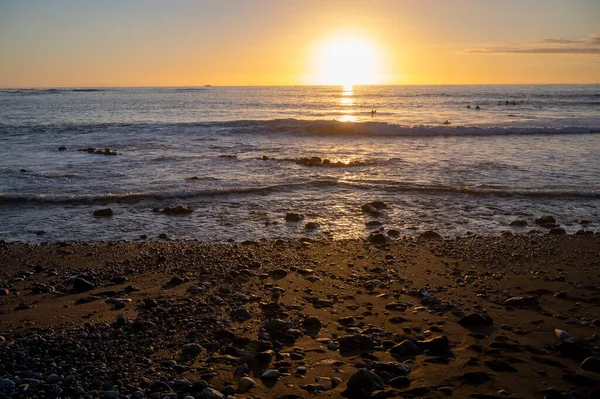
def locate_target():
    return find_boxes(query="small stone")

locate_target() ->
[73,277,96,292]
[549,227,566,235]
[389,376,411,388]
[345,370,384,395]
[231,307,252,321]
[504,296,539,307]
[338,334,374,352]
[239,376,256,390]
[390,340,422,357]
[458,313,493,327]
[261,369,280,379]
[438,386,454,396]
[14,302,31,311]
[303,316,322,329]
[182,343,202,354]
[199,387,224,398]
[554,291,570,299]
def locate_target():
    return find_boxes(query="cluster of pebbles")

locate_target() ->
[0,234,599,399]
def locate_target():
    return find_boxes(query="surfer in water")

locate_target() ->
[371,109,377,117]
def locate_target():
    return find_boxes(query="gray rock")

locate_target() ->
[338,334,374,352]
[373,361,411,376]
[389,376,411,388]
[231,307,252,321]
[554,291,570,299]
[261,369,280,379]
[345,370,384,395]
[182,343,202,354]
[303,316,322,329]
[73,277,96,292]
[457,313,493,327]
[504,296,539,307]
[390,340,422,357]
[416,336,450,354]
[199,387,224,398]
[239,376,256,389]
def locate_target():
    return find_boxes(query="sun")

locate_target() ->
[312,35,383,86]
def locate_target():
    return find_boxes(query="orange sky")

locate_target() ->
[1,0,599,87]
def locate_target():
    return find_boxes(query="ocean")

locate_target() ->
[1,84,599,242]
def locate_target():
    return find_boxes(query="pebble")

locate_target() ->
[182,343,202,354]
[199,387,224,398]
[261,369,281,379]
[239,376,256,389]
[390,340,422,357]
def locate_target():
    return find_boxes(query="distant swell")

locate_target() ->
[1,118,599,138]
[2,180,599,206]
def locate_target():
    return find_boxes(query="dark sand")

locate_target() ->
[1,234,599,398]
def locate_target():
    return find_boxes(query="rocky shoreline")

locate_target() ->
[0,235,599,398]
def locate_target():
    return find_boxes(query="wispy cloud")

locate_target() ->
[465,33,600,55]
[466,48,600,55]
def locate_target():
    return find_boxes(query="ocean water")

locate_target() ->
[1,85,599,242]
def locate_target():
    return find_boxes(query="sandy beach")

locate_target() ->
[1,234,599,398]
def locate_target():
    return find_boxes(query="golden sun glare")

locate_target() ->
[313,35,382,86]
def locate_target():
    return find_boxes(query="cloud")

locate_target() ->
[465,48,600,55]
[465,33,600,56]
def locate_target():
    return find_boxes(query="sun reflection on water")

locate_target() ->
[340,85,356,122]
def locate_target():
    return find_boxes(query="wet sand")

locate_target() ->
[1,234,599,398]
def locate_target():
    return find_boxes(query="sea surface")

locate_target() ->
[1,85,599,242]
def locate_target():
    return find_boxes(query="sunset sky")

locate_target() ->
[1,0,599,87]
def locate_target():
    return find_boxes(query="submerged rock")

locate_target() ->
[535,215,556,225]
[285,212,303,222]
[93,208,113,217]
[154,206,193,215]
[510,220,528,227]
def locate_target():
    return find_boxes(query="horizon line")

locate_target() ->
[2,82,599,90]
